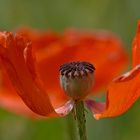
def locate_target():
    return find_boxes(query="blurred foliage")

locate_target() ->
[0,0,140,140]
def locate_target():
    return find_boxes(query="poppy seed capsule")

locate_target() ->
[59,61,95,100]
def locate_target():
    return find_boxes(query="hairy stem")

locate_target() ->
[73,101,87,140]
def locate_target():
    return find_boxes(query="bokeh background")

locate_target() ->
[0,0,140,140]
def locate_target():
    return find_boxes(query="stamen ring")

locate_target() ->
[60,61,95,78]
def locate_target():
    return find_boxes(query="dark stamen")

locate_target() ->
[59,61,95,78]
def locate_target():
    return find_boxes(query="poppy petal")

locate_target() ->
[17,28,60,51]
[36,29,128,101]
[85,99,105,114]
[18,29,70,108]
[132,21,140,67]
[0,90,74,118]
[0,32,73,117]
[0,92,38,117]
[86,65,140,120]
[64,30,128,93]
[54,100,74,116]
[0,71,74,118]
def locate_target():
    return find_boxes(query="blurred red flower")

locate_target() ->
[0,28,129,119]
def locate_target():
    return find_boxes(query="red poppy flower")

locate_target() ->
[0,28,128,119]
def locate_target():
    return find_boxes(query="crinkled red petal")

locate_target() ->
[86,65,140,120]
[0,32,73,117]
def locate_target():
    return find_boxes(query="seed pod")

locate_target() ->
[59,61,95,100]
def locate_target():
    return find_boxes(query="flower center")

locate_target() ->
[59,61,95,100]
[60,61,95,78]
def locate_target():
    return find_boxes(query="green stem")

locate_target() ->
[73,101,87,140]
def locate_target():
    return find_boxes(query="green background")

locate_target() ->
[0,0,140,140]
